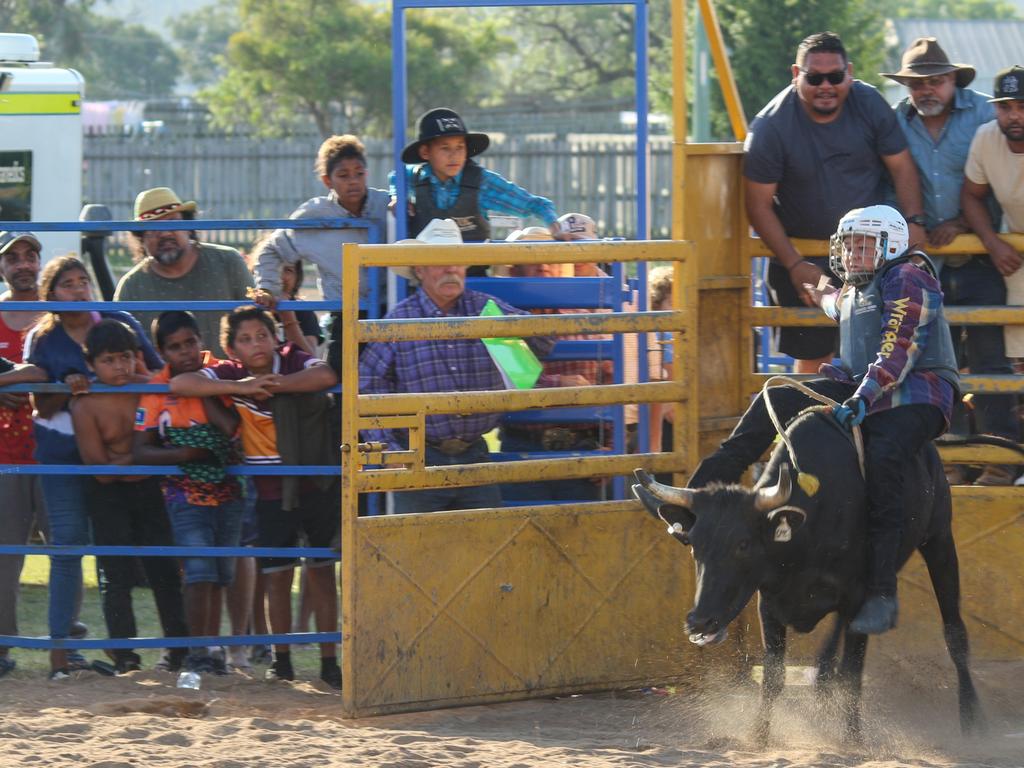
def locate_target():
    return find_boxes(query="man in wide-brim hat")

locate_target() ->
[882,36,975,88]
[884,39,1020,486]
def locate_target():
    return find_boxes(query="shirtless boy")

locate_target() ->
[71,319,190,673]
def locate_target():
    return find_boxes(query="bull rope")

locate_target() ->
[760,376,866,496]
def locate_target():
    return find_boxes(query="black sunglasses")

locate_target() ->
[800,68,846,86]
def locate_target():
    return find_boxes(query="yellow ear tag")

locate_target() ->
[797,472,820,497]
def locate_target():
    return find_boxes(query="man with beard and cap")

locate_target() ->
[963,66,1024,468]
[114,187,253,358]
[884,39,1018,487]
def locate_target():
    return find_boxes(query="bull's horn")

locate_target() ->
[633,468,695,509]
[754,463,793,511]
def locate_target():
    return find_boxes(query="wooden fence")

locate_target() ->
[83,135,674,245]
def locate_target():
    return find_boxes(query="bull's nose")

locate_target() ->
[685,612,720,635]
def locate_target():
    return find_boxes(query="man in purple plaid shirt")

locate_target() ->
[359,219,554,513]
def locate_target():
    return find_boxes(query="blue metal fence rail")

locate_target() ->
[0,216,373,655]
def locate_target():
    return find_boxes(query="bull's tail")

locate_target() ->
[934,433,1024,457]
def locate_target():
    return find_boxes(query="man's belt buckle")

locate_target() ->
[541,427,577,452]
[435,438,473,456]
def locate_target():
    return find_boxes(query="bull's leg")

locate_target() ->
[918,531,986,735]
[836,627,868,743]
[813,613,844,693]
[753,600,786,746]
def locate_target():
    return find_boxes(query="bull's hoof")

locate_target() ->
[960,703,988,738]
[750,718,771,749]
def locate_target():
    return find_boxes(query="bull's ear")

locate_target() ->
[632,483,696,541]
[763,505,807,544]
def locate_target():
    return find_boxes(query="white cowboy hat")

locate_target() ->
[392,218,464,283]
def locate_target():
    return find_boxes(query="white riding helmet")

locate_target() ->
[829,205,910,287]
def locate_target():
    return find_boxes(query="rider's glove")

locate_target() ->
[832,395,867,431]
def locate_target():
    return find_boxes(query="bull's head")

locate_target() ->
[632,464,807,647]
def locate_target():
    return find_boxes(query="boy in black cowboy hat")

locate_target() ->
[391,107,563,253]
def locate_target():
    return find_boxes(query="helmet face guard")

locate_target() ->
[830,230,886,286]
[829,205,910,287]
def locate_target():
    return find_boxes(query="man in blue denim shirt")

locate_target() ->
[885,37,1019,485]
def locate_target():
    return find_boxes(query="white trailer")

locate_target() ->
[0,33,83,261]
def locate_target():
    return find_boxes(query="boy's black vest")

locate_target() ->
[408,160,491,242]
[837,251,960,396]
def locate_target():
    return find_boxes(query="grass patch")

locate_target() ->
[9,555,335,681]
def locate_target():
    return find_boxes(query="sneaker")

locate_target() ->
[227,647,252,674]
[0,656,15,678]
[975,464,1015,486]
[114,652,142,674]
[265,658,295,682]
[850,594,899,635]
[320,662,342,690]
[944,464,967,486]
[49,668,71,681]
[154,652,184,673]
[65,651,90,671]
[210,650,229,676]
[250,645,272,665]
[185,654,215,674]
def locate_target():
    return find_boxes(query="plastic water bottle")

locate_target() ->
[176,671,201,690]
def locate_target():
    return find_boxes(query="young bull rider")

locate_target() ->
[687,205,959,634]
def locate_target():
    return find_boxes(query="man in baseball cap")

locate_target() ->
[961,65,1024,486]
[883,40,1018,486]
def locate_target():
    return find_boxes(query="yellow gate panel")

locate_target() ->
[345,503,746,716]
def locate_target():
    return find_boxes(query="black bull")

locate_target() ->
[632,408,984,743]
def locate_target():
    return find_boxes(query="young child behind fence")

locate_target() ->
[71,318,190,674]
[169,305,342,689]
[133,310,251,675]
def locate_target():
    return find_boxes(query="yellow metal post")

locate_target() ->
[340,242,361,715]
[696,0,747,141]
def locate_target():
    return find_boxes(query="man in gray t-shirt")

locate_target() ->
[114,187,254,358]
[744,32,926,372]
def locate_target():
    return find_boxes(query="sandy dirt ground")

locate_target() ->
[1,655,1021,768]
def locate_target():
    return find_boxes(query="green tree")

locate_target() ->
[76,17,180,99]
[169,0,239,89]
[715,0,888,133]
[198,0,511,137]
[1,0,179,99]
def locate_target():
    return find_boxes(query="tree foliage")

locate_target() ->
[198,0,511,137]
[169,0,239,89]
[715,0,889,134]
[0,0,180,99]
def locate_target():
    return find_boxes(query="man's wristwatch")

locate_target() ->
[905,213,926,226]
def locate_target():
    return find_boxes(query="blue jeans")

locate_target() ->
[498,431,604,503]
[392,439,502,514]
[941,257,1020,440]
[166,497,245,585]
[41,475,90,639]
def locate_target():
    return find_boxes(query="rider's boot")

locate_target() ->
[850,536,900,635]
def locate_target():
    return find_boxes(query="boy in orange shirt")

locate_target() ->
[133,311,275,675]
